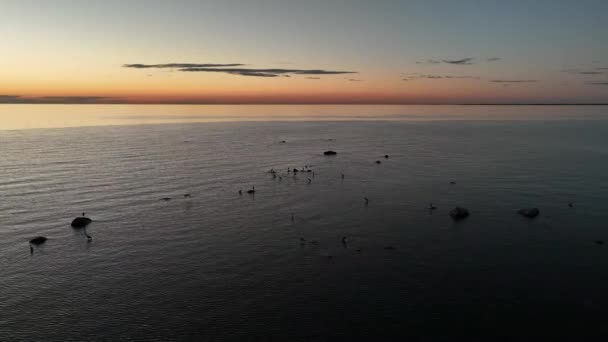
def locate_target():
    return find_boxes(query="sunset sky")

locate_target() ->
[2,0,608,104]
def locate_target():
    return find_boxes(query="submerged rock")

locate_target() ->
[517,208,540,219]
[323,151,337,156]
[375,160,382,164]
[29,236,48,245]
[71,217,92,228]
[449,207,470,220]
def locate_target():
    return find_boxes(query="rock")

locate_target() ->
[323,151,337,156]
[595,240,604,245]
[71,217,92,228]
[375,160,381,164]
[384,155,389,159]
[517,208,540,219]
[280,140,287,143]
[29,236,48,245]
[449,207,470,220]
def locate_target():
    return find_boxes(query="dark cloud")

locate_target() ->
[487,57,503,62]
[233,72,278,77]
[440,75,477,79]
[178,67,356,77]
[442,58,474,65]
[402,74,478,81]
[124,63,356,77]
[586,82,608,85]
[420,75,443,79]
[123,63,245,69]
[416,59,441,65]
[490,80,538,83]
[562,68,605,75]
[0,95,115,104]
[416,58,474,65]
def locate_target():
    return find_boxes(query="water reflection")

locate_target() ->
[1,104,607,130]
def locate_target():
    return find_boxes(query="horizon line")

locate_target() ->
[2,102,608,106]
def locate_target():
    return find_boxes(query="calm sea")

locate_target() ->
[1,105,608,340]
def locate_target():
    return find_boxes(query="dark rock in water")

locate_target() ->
[449,207,470,220]
[161,197,172,201]
[384,246,395,250]
[29,236,48,245]
[450,181,456,185]
[595,240,604,245]
[71,217,92,228]
[518,208,540,218]
[323,151,337,156]
[384,155,389,159]
[375,160,381,164]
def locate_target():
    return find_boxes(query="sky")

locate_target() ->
[1,0,608,104]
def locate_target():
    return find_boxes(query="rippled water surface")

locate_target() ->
[2,106,608,340]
